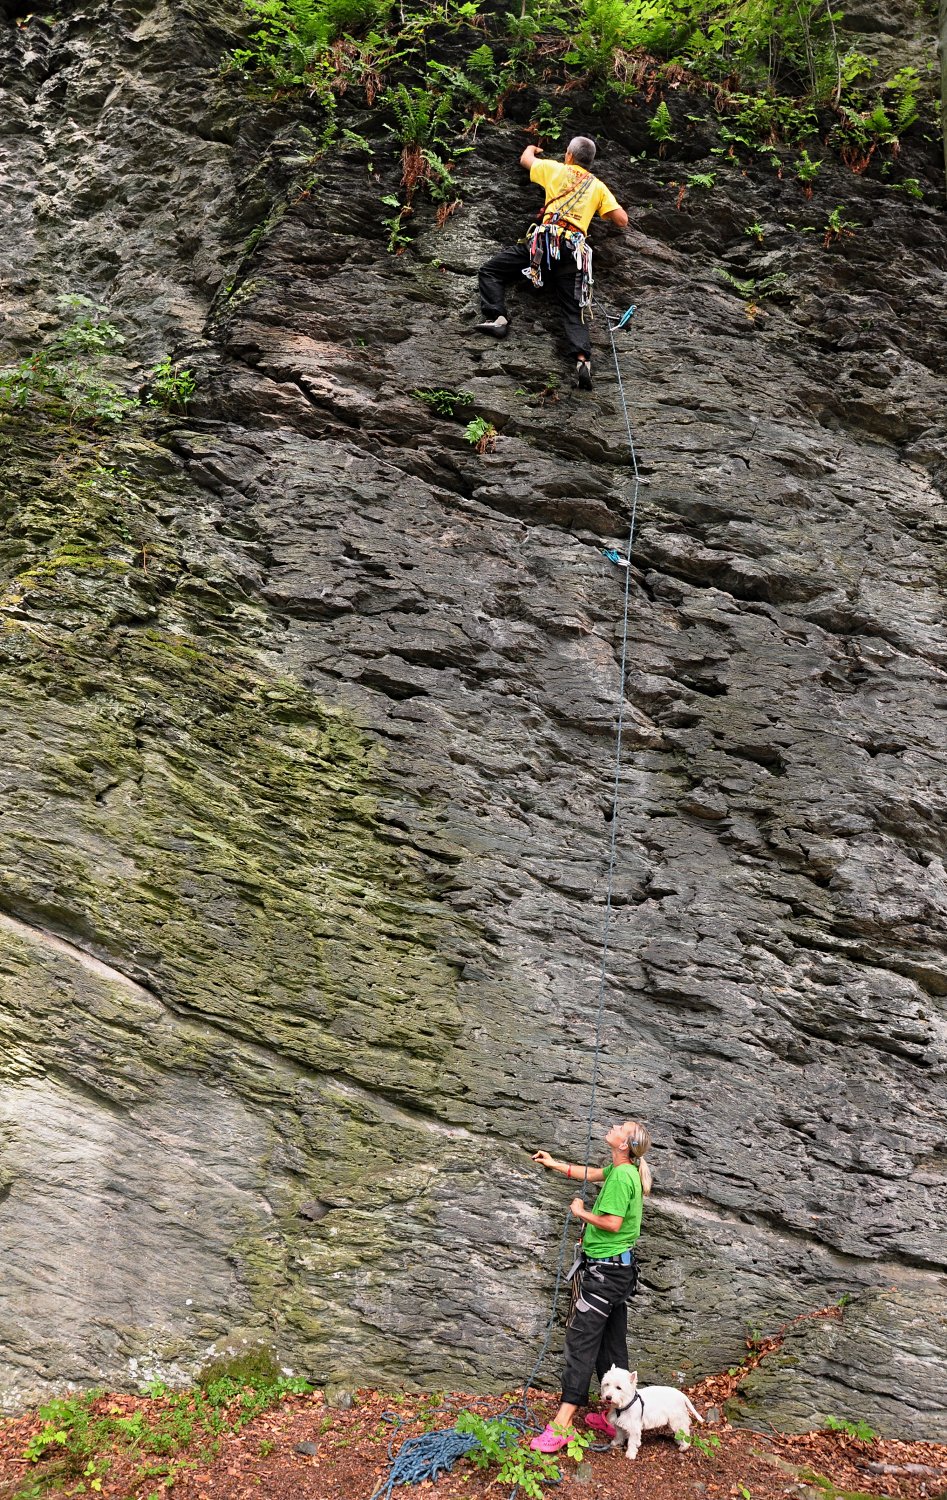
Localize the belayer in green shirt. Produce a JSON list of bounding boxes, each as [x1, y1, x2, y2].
[[529, 1120, 653, 1453]]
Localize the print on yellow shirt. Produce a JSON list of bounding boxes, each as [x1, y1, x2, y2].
[[529, 158, 621, 235]]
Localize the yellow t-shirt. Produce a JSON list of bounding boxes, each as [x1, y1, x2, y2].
[[529, 158, 621, 235]]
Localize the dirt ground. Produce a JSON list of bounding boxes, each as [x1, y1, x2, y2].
[[2, 1381, 946, 1500]]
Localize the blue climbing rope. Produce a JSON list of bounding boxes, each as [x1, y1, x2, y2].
[[580, 296, 643, 1183], [518, 295, 644, 1397], [371, 298, 644, 1500], [369, 1427, 480, 1500]]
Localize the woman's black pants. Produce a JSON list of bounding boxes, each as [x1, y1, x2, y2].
[[560, 1256, 637, 1406], [478, 243, 591, 360]]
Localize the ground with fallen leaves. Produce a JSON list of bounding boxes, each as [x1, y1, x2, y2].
[[2, 1379, 946, 1500]]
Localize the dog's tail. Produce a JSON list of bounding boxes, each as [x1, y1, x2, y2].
[[683, 1397, 704, 1423]]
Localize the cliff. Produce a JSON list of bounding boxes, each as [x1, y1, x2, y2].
[[0, 0, 946, 1440]]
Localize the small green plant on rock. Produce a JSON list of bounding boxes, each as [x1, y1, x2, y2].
[[648, 100, 675, 154], [0, 294, 134, 427], [413, 387, 474, 416], [463, 415, 497, 453], [794, 148, 821, 196], [745, 220, 765, 242], [822, 205, 858, 246], [381, 193, 413, 252], [823, 1414, 877, 1441], [145, 357, 196, 413], [890, 176, 923, 199]]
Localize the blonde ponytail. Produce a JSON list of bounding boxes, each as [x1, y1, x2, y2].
[[622, 1120, 653, 1196]]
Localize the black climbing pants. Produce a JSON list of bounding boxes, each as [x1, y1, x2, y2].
[[560, 1255, 637, 1406], [478, 243, 591, 361]]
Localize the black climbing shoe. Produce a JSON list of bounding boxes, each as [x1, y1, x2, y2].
[[476, 316, 509, 338], [576, 358, 592, 390]]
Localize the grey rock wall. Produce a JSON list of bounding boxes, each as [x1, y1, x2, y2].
[[0, 0, 946, 1439]]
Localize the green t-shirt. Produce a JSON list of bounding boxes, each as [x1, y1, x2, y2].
[[581, 1162, 642, 1259]]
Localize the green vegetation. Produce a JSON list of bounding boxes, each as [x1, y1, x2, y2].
[[717, 267, 789, 301], [648, 100, 676, 152], [794, 147, 822, 193], [0, 300, 198, 431], [463, 415, 497, 452], [678, 1428, 721, 1459], [145, 357, 196, 413], [822, 204, 858, 244], [412, 387, 474, 416], [18, 1374, 312, 1496], [455, 1411, 590, 1500], [823, 1414, 878, 1441], [226, 0, 936, 210], [800, 1473, 888, 1500], [0, 295, 134, 428]]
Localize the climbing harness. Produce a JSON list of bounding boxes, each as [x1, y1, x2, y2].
[[521, 167, 600, 312], [522, 223, 594, 314], [371, 298, 643, 1500]]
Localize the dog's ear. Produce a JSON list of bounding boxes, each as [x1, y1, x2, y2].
[[629, 1369, 638, 1384]]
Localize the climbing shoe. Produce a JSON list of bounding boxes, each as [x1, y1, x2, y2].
[[576, 358, 593, 390], [476, 315, 509, 338]]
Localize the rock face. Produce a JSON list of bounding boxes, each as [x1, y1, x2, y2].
[[1, 0, 946, 1440]]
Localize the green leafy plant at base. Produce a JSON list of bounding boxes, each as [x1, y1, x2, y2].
[[678, 1428, 721, 1459], [413, 387, 474, 416], [21, 1372, 313, 1494], [455, 1412, 590, 1500], [0, 295, 134, 428], [145, 357, 196, 413], [823, 1414, 878, 1441], [463, 415, 497, 452]]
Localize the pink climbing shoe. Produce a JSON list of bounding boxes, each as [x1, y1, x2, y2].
[[585, 1411, 617, 1438], [529, 1424, 573, 1454]]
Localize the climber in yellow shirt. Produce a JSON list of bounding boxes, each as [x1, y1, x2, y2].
[[476, 136, 628, 390]]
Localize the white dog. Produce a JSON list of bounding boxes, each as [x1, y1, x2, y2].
[[598, 1365, 704, 1461]]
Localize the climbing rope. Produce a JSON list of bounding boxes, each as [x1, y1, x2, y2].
[[520, 299, 644, 1403], [372, 299, 643, 1499], [581, 298, 642, 1180], [369, 1425, 480, 1500]]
